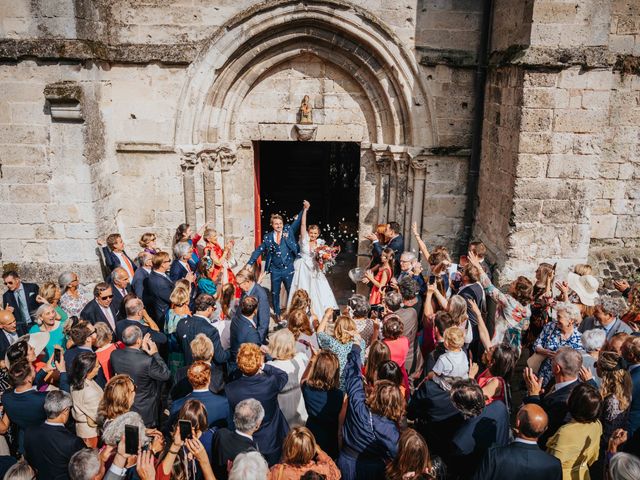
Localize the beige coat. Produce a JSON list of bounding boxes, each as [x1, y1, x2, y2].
[[71, 379, 103, 438]]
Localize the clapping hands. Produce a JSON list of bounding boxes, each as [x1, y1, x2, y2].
[[523, 367, 543, 396], [141, 333, 158, 356]]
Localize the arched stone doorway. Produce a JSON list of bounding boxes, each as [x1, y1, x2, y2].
[[173, 0, 436, 271]]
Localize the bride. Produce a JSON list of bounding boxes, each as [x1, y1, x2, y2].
[[287, 201, 338, 317]]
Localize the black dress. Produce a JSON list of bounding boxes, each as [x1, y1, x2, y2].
[[302, 383, 345, 459]]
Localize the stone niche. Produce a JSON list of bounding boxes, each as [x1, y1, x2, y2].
[[44, 81, 83, 122]]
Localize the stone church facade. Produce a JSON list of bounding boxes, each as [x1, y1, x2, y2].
[[0, 0, 639, 285]]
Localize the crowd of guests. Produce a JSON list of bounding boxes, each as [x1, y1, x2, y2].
[[0, 221, 639, 480]]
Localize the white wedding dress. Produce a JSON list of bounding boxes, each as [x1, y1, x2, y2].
[[288, 232, 338, 316]]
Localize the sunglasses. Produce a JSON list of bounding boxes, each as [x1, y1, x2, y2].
[[100, 295, 114, 300]]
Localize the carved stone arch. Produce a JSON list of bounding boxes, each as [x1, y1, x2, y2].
[[174, 0, 436, 148]]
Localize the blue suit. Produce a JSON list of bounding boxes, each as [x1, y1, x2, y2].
[[248, 211, 302, 315], [169, 260, 191, 283], [169, 390, 231, 429], [372, 234, 404, 276], [230, 315, 262, 366], [176, 315, 230, 367], [237, 283, 271, 345], [628, 364, 640, 435], [143, 270, 174, 330], [101, 246, 137, 276], [116, 318, 167, 346], [132, 267, 150, 298]]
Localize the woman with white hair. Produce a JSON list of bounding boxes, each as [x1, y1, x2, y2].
[[533, 302, 583, 387], [29, 304, 66, 362], [266, 329, 309, 427], [229, 451, 269, 480], [581, 328, 606, 386], [58, 271, 91, 318], [170, 241, 196, 282], [609, 452, 640, 480]]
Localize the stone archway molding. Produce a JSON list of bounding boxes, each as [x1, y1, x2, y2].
[[174, 0, 436, 148]]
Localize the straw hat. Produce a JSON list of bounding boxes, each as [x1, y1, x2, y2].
[[567, 272, 599, 306], [4, 332, 50, 368]]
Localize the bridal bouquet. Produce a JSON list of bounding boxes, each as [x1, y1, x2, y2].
[[315, 244, 340, 273]]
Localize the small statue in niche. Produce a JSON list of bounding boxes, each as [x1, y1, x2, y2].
[[299, 95, 312, 124]]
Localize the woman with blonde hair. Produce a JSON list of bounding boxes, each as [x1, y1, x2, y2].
[[447, 295, 473, 345], [29, 303, 66, 362], [94, 321, 117, 381], [287, 308, 319, 358], [317, 309, 365, 390], [36, 281, 68, 324], [97, 374, 136, 427], [269, 426, 340, 480], [165, 285, 191, 374], [266, 329, 309, 426], [139, 232, 159, 254]]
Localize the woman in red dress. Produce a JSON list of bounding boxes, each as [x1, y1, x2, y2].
[[364, 247, 394, 306], [202, 228, 240, 298]]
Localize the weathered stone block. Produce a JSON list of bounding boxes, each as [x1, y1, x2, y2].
[[516, 154, 548, 178], [521, 108, 552, 132], [616, 216, 640, 238], [554, 109, 608, 133], [591, 215, 618, 239], [547, 154, 599, 179]]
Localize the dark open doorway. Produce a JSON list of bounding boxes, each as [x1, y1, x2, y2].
[[255, 141, 360, 305]]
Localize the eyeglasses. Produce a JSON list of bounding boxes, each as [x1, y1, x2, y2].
[[163, 260, 171, 264], [88, 329, 97, 336], [99, 295, 114, 300]]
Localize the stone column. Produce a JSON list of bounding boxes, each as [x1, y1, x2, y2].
[[219, 145, 238, 239], [373, 145, 392, 224], [409, 155, 428, 253], [198, 151, 218, 223], [180, 151, 197, 226]]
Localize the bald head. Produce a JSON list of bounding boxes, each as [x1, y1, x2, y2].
[[516, 404, 548, 440], [0, 310, 17, 333]]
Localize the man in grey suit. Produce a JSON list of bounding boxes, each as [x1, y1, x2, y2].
[[579, 297, 632, 340], [110, 325, 171, 427]]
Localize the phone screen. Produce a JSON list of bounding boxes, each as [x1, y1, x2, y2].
[[124, 424, 139, 455], [332, 309, 340, 321], [54, 349, 61, 364], [179, 420, 193, 441]]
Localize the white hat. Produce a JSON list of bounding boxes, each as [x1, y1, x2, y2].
[[567, 272, 599, 306], [4, 332, 50, 368]]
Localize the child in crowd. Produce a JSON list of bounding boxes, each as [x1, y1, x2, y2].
[[430, 326, 468, 379]]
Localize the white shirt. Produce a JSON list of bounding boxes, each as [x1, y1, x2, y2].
[[552, 378, 577, 393], [113, 252, 134, 281], [235, 430, 253, 441], [514, 438, 539, 445], [99, 304, 116, 330], [3, 330, 18, 345]]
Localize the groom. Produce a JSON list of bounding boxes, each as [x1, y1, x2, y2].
[[248, 200, 309, 317]]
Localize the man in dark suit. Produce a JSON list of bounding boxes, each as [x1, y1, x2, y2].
[[247, 200, 306, 316], [169, 361, 231, 428], [0, 309, 27, 364], [457, 263, 486, 360], [169, 242, 197, 283], [132, 252, 153, 298], [365, 221, 404, 276], [176, 293, 230, 366], [143, 252, 175, 330], [407, 375, 463, 462], [64, 320, 106, 389], [108, 267, 133, 314], [2, 271, 39, 327], [523, 346, 585, 447], [623, 336, 640, 435], [116, 297, 166, 346], [235, 269, 271, 344], [110, 325, 171, 427], [473, 403, 562, 480], [99, 233, 137, 280], [24, 390, 85, 480], [230, 296, 261, 363], [80, 282, 121, 334], [212, 398, 263, 480], [449, 379, 511, 478]]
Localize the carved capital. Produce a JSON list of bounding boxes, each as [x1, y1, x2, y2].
[[410, 155, 428, 170], [196, 144, 237, 171], [180, 151, 198, 170]]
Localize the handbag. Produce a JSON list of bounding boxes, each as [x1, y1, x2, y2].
[[526, 352, 546, 374]]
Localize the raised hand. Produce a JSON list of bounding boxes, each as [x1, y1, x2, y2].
[[523, 367, 543, 396], [614, 279, 630, 293], [136, 448, 156, 480], [412, 222, 419, 237], [303, 200, 311, 210]]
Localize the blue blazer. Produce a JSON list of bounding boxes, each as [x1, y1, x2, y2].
[[230, 315, 262, 362], [372, 234, 405, 275], [628, 365, 640, 435], [248, 211, 303, 273], [2, 283, 39, 324], [225, 364, 289, 459], [143, 271, 174, 328], [169, 260, 191, 282], [116, 318, 167, 346], [169, 390, 231, 429], [472, 441, 562, 480], [132, 267, 150, 298], [24, 422, 85, 480], [175, 315, 230, 366], [101, 246, 137, 275], [237, 283, 271, 345], [0, 324, 28, 362]]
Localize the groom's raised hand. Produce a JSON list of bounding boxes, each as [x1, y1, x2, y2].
[[303, 200, 310, 210]]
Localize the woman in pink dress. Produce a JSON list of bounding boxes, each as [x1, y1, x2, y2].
[[381, 315, 410, 396], [364, 247, 394, 305]]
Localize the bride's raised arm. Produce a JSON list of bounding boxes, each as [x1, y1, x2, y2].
[[300, 201, 309, 241]]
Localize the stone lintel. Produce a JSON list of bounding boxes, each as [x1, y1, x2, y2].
[[417, 46, 477, 68], [115, 142, 175, 153]]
